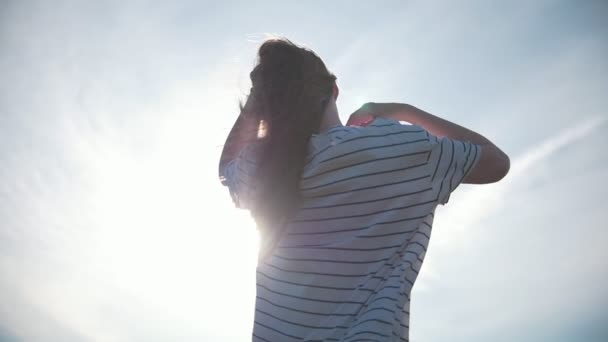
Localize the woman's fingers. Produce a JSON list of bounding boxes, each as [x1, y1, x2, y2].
[[347, 105, 376, 126], [347, 113, 375, 126]]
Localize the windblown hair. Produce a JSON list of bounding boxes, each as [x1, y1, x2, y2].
[[240, 38, 336, 250]]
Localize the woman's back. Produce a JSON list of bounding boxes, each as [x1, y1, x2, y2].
[[220, 37, 508, 342], [226, 117, 481, 341]]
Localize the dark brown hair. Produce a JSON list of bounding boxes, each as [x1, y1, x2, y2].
[[240, 38, 336, 252]]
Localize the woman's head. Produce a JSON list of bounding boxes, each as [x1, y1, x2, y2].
[[240, 37, 336, 251], [246, 38, 337, 128]]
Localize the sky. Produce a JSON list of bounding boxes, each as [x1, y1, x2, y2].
[[0, 0, 607, 341]]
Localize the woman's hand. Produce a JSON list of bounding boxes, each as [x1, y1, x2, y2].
[[346, 103, 377, 127]]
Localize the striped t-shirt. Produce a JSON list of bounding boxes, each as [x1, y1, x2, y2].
[[222, 117, 481, 342]]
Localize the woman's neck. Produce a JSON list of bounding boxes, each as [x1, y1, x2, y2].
[[319, 102, 342, 132]]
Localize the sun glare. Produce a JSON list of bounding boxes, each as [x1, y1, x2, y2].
[[78, 119, 259, 337]]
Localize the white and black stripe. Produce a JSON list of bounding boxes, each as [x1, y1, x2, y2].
[[223, 117, 481, 341]]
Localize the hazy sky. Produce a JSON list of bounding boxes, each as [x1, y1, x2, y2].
[[1, 1, 607, 341]]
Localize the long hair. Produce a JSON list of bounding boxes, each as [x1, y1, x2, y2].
[[240, 38, 336, 255]]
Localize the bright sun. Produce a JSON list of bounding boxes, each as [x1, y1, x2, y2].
[[79, 126, 259, 338]]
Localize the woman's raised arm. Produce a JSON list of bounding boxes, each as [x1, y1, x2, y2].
[[349, 102, 510, 184]]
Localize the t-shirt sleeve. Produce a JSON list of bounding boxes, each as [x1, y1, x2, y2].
[[426, 132, 482, 205], [221, 143, 259, 209]]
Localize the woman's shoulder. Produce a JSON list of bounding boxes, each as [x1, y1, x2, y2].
[[304, 118, 430, 172], [300, 118, 432, 199], [356, 117, 426, 134], [322, 118, 426, 140]]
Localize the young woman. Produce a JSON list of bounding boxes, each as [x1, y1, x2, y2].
[[219, 38, 509, 342]]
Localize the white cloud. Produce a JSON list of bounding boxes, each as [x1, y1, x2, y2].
[[429, 114, 607, 248]]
